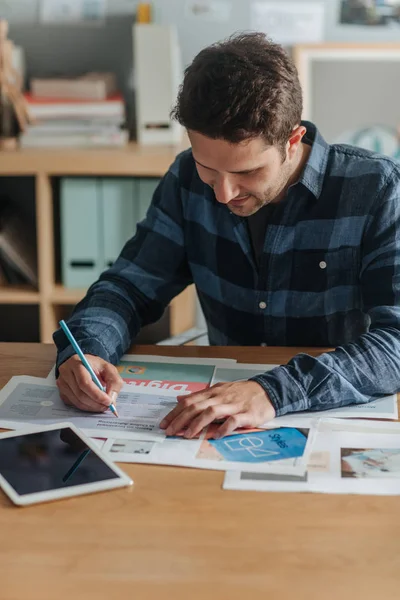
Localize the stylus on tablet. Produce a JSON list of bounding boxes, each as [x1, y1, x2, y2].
[[59, 320, 119, 418], [62, 448, 92, 483]]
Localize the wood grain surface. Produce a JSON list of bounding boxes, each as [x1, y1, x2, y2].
[[0, 343, 399, 600]]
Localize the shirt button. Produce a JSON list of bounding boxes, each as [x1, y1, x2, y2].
[[319, 261, 327, 269], [260, 343, 267, 347], [259, 301, 267, 309]]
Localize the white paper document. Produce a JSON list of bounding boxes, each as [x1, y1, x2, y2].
[[103, 423, 316, 475], [311, 419, 400, 496], [0, 376, 177, 441], [251, 1, 325, 45], [224, 419, 400, 495], [270, 394, 398, 427], [211, 363, 276, 384]]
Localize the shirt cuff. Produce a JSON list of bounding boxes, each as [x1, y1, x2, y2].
[[250, 366, 309, 417], [54, 335, 111, 378]]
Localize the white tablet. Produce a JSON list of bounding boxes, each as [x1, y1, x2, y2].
[[0, 422, 133, 506]]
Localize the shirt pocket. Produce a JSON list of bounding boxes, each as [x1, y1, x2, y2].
[[325, 247, 360, 289], [291, 247, 360, 293]]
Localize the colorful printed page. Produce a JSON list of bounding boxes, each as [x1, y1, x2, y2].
[[224, 419, 400, 495], [199, 428, 308, 464], [102, 425, 316, 475], [117, 360, 215, 394], [45, 354, 236, 385]]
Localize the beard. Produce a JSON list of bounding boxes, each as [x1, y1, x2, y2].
[[228, 195, 267, 217], [227, 158, 292, 217], [230, 178, 290, 217]]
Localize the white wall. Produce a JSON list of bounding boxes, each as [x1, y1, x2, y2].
[[5, 0, 400, 82]]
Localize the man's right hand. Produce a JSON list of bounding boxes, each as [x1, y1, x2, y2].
[[57, 354, 123, 413]]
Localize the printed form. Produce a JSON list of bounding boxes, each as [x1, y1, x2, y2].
[[0, 376, 176, 441]]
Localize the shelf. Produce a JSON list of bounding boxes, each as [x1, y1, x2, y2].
[[0, 286, 40, 304], [50, 285, 87, 304], [0, 142, 189, 177], [49, 284, 196, 335], [0, 142, 196, 342]]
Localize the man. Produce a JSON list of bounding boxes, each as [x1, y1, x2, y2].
[[54, 32, 400, 439]]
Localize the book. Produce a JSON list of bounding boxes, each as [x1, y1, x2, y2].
[[0, 204, 38, 287], [24, 93, 125, 119], [24, 119, 123, 135], [20, 130, 129, 148], [31, 73, 117, 101]]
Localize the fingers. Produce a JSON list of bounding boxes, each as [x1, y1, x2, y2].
[[57, 377, 109, 413], [214, 413, 253, 438], [184, 403, 236, 439], [176, 385, 220, 402], [100, 361, 123, 407], [58, 380, 74, 406], [160, 383, 243, 437], [160, 380, 275, 439], [160, 389, 213, 430], [71, 366, 111, 410], [162, 396, 218, 437], [58, 360, 111, 413]]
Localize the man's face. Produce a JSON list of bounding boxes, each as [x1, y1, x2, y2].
[[188, 130, 294, 217]]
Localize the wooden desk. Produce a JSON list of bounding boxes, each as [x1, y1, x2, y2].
[[1, 343, 400, 600]]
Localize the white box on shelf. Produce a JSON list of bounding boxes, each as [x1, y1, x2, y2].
[[133, 23, 183, 145]]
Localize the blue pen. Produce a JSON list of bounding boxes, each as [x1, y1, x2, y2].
[[59, 320, 119, 418]]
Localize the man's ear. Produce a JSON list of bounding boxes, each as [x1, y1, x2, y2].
[[287, 125, 307, 158]]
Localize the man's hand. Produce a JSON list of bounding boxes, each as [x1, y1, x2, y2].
[[57, 354, 123, 413], [160, 380, 276, 439]]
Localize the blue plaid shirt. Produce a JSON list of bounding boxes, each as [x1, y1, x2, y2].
[[54, 122, 400, 416]]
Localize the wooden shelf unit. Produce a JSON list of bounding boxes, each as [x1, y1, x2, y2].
[[0, 286, 40, 304], [0, 143, 195, 343]]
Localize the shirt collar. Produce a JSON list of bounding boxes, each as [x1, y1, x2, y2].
[[297, 120, 330, 201]]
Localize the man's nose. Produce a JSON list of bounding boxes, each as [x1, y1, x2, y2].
[[213, 175, 239, 205]]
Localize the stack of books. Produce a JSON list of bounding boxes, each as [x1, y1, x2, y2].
[[20, 73, 128, 148]]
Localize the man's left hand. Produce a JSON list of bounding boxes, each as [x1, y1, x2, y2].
[[159, 380, 276, 439]]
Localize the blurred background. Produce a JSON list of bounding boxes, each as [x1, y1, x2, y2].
[[0, 0, 399, 345]]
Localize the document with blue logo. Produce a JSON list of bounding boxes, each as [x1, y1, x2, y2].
[[103, 424, 316, 475]]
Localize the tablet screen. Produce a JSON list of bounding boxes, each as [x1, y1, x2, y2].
[[0, 427, 120, 496]]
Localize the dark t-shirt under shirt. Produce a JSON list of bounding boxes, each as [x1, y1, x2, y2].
[[247, 204, 275, 268], [246, 136, 313, 268]]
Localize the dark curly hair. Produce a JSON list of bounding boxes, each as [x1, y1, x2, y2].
[[171, 32, 303, 149]]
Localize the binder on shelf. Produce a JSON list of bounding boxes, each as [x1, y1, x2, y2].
[[101, 179, 136, 268], [61, 178, 102, 288], [60, 177, 160, 288]]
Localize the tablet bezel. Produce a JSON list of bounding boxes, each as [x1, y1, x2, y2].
[[0, 422, 133, 506]]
